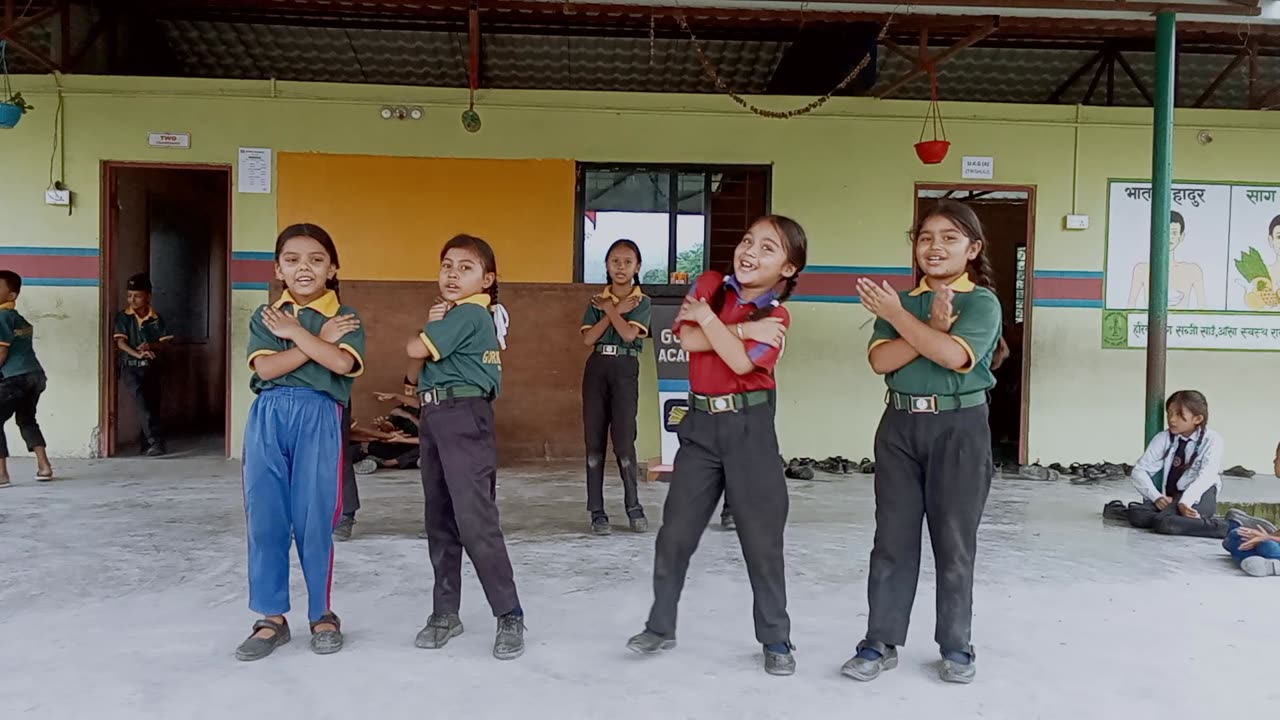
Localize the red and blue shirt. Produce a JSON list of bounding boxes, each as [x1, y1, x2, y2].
[[674, 271, 789, 395]]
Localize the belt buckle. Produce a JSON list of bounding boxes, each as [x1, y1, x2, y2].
[[909, 395, 939, 414], [422, 389, 439, 405], [601, 345, 618, 357], [708, 394, 737, 414]]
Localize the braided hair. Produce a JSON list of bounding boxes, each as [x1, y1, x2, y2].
[[276, 223, 341, 296], [441, 233, 508, 348], [912, 200, 1010, 370], [709, 214, 808, 320]]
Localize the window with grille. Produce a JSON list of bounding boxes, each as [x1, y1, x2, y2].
[[574, 164, 771, 289]]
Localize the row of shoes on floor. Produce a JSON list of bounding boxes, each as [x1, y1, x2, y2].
[[782, 456, 876, 480], [1004, 461, 1257, 484]]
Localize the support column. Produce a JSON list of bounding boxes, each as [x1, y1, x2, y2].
[[1146, 11, 1176, 445]]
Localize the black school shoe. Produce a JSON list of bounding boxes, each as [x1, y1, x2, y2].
[[310, 612, 344, 655], [415, 613, 464, 649], [1102, 500, 1130, 522], [235, 617, 291, 661], [494, 612, 525, 660], [626, 629, 676, 655], [763, 643, 796, 676], [720, 512, 736, 531], [333, 515, 355, 542], [629, 515, 649, 533], [591, 515, 611, 535]]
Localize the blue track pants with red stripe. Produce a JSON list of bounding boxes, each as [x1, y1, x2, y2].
[[243, 386, 344, 623]]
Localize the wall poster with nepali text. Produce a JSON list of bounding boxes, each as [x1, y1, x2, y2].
[[1102, 179, 1280, 352]]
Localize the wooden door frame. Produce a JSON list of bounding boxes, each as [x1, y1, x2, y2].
[[99, 161, 235, 459], [913, 183, 1037, 464]]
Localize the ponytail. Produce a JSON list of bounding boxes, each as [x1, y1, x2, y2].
[[490, 278, 509, 350]]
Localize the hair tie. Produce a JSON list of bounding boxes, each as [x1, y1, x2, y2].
[[492, 303, 510, 350]]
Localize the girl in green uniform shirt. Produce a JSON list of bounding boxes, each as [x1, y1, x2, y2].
[[846, 199, 1008, 685]]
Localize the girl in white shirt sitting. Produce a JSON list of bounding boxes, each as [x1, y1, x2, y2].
[[1103, 390, 1228, 539]]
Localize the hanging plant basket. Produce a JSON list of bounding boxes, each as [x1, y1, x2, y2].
[[1, 42, 33, 129], [914, 69, 949, 165]]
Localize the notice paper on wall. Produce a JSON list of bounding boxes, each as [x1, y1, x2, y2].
[[237, 147, 273, 194]]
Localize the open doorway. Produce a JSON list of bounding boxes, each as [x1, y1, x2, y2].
[[915, 184, 1036, 466], [100, 163, 231, 458]]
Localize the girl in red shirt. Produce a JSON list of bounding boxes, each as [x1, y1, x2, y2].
[[626, 215, 807, 677]]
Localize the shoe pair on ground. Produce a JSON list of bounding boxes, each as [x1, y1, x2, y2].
[[591, 514, 648, 535], [840, 642, 976, 684], [415, 611, 526, 660], [236, 611, 527, 661], [625, 631, 974, 683], [235, 613, 343, 661], [625, 629, 796, 676]]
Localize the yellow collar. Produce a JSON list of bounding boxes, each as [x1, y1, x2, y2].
[[0, 302, 14, 311], [596, 285, 643, 302], [908, 273, 976, 297], [455, 293, 491, 308], [125, 307, 157, 322], [274, 289, 340, 318]]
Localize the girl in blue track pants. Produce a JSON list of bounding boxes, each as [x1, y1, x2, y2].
[[236, 224, 365, 662]]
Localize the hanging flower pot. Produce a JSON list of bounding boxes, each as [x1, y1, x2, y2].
[[914, 68, 949, 165], [0, 93, 32, 129], [1, 41, 33, 129]]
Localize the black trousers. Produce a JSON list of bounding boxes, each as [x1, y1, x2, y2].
[[419, 398, 520, 617], [341, 404, 360, 517], [646, 403, 790, 645], [866, 404, 993, 653], [1126, 486, 1228, 538], [582, 353, 643, 519], [120, 364, 162, 448], [0, 371, 47, 458]]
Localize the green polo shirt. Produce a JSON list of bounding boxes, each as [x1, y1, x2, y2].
[[417, 294, 502, 398], [579, 286, 651, 353], [248, 290, 365, 405], [113, 307, 173, 365], [868, 274, 1002, 397], [0, 303, 42, 378]]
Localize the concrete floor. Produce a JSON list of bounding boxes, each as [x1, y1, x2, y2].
[[2, 458, 1279, 720]]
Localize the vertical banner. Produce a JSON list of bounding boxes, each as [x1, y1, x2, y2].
[[650, 301, 689, 472]]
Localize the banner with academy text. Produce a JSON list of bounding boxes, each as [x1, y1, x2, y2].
[[650, 301, 689, 472]]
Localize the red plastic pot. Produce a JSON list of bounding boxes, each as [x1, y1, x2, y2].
[[914, 139, 950, 165]]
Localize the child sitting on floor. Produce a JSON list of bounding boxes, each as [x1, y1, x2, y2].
[[1102, 390, 1228, 539], [1221, 443, 1280, 577]]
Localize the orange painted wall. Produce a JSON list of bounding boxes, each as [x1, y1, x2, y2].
[[276, 153, 576, 282]]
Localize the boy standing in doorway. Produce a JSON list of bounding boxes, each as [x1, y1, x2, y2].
[[0, 271, 54, 486], [113, 273, 172, 456]]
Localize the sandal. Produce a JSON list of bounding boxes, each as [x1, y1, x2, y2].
[[35, 471, 54, 482], [235, 617, 290, 662], [310, 611, 344, 655]]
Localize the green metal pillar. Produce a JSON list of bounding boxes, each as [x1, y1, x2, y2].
[[1146, 11, 1176, 445]]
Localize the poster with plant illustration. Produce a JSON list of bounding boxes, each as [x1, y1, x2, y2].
[[1227, 186, 1280, 312]]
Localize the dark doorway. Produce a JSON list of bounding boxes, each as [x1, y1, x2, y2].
[[915, 185, 1036, 466], [101, 163, 231, 458]]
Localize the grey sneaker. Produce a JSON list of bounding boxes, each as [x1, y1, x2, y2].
[[235, 617, 290, 661], [1241, 556, 1280, 577], [939, 650, 976, 684], [763, 644, 796, 676], [630, 516, 649, 533], [353, 458, 378, 475], [415, 613, 464, 649], [494, 613, 525, 660], [841, 642, 898, 681], [1227, 508, 1279, 534], [591, 516, 611, 535], [333, 515, 354, 542], [626, 629, 676, 655], [309, 612, 344, 655]]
